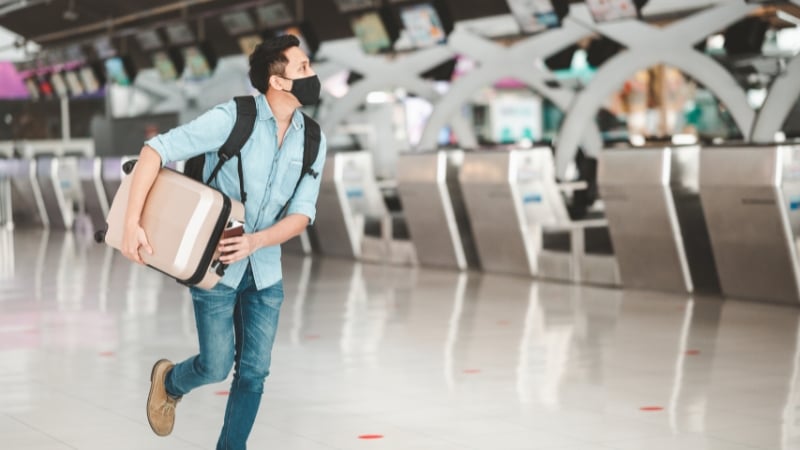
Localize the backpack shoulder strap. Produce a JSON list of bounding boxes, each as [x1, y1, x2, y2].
[[205, 96, 257, 202], [274, 113, 322, 221], [300, 112, 321, 179], [218, 96, 257, 160]]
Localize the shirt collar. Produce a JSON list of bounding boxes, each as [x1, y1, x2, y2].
[[257, 94, 304, 130]]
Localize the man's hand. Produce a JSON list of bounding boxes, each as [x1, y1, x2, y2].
[[122, 224, 153, 265], [218, 234, 260, 264]]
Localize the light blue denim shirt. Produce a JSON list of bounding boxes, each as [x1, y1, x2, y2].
[[144, 95, 327, 290]]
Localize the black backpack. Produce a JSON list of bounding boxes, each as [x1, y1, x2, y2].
[[184, 96, 321, 221]]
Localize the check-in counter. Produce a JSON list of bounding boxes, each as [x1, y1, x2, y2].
[[598, 146, 720, 294], [78, 157, 109, 232], [36, 156, 82, 230], [396, 150, 479, 271], [282, 230, 316, 255], [17, 139, 94, 159], [0, 159, 48, 228], [314, 151, 392, 260], [460, 148, 619, 285], [101, 156, 137, 203], [700, 144, 800, 304]]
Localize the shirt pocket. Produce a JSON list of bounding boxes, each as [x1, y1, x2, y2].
[[277, 159, 304, 202]]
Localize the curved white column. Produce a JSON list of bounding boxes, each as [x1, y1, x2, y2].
[[751, 54, 800, 142], [418, 21, 601, 153], [553, 2, 756, 177], [317, 39, 476, 147]]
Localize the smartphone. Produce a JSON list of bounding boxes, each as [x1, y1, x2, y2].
[[222, 220, 244, 240]]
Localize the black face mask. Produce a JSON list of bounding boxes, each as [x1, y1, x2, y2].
[[280, 74, 321, 106]]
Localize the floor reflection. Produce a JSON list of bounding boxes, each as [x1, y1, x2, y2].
[[4, 231, 800, 449]]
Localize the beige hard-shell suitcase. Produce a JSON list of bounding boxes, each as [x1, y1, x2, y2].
[[101, 160, 245, 290]]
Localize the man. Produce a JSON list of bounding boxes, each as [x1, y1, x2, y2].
[[120, 35, 326, 450]]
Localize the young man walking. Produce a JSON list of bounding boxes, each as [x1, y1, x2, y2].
[[120, 35, 326, 449]]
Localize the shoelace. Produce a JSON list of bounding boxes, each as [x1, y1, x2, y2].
[[160, 401, 176, 416]]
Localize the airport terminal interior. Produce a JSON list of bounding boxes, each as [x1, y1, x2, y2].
[[2, 0, 800, 448]]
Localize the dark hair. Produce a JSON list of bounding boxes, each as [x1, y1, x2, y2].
[[248, 34, 300, 94]]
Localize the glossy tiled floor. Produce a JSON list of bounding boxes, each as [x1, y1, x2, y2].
[[1, 229, 799, 449]]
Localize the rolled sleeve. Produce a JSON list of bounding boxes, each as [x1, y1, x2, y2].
[[286, 133, 327, 225], [144, 100, 236, 166]]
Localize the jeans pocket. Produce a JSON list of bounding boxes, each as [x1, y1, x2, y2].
[[190, 282, 236, 301]]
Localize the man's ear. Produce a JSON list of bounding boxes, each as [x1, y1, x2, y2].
[[268, 75, 283, 91]]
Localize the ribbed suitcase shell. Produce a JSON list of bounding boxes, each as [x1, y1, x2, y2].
[[104, 165, 245, 289]]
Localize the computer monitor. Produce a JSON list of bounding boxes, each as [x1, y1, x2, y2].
[[507, 0, 561, 34], [24, 77, 40, 100], [37, 76, 54, 99], [182, 45, 214, 79], [136, 30, 164, 51], [255, 2, 294, 28], [79, 65, 103, 93], [64, 70, 85, 96], [350, 11, 394, 54], [151, 50, 183, 81], [334, 0, 379, 13], [93, 36, 116, 59], [238, 35, 263, 56], [221, 10, 256, 35], [585, 0, 639, 22], [104, 56, 135, 86], [49, 72, 69, 97], [399, 3, 447, 48], [64, 44, 86, 63], [165, 23, 195, 46]]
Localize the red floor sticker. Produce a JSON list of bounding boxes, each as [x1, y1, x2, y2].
[[98, 351, 115, 357], [305, 334, 321, 340], [686, 350, 701, 355], [215, 391, 230, 396], [640, 406, 664, 411], [358, 435, 384, 440], [497, 320, 510, 326], [463, 369, 481, 374]]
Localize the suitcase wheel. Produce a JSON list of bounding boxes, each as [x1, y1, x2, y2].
[[94, 229, 107, 244], [122, 159, 138, 175]]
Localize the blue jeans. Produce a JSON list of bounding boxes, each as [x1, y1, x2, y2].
[[165, 264, 284, 450]]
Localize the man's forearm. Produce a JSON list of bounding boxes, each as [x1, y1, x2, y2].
[[125, 145, 162, 227], [254, 214, 310, 249]]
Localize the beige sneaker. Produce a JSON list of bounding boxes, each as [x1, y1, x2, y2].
[[146, 359, 180, 436]]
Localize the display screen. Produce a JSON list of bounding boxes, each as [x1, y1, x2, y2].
[[221, 11, 256, 35], [50, 72, 69, 97], [585, 0, 638, 22], [79, 66, 101, 93], [334, 0, 377, 13], [238, 35, 263, 56], [255, 3, 294, 28], [507, 0, 560, 33], [152, 51, 180, 81], [182, 46, 212, 79], [350, 11, 392, 54], [136, 30, 164, 51], [64, 44, 86, 63], [24, 78, 40, 100], [64, 70, 84, 96], [165, 23, 195, 46], [37, 77, 54, 98], [105, 57, 132, 85], [93, 37, 116, 59], [400, 3, 447, 48]]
